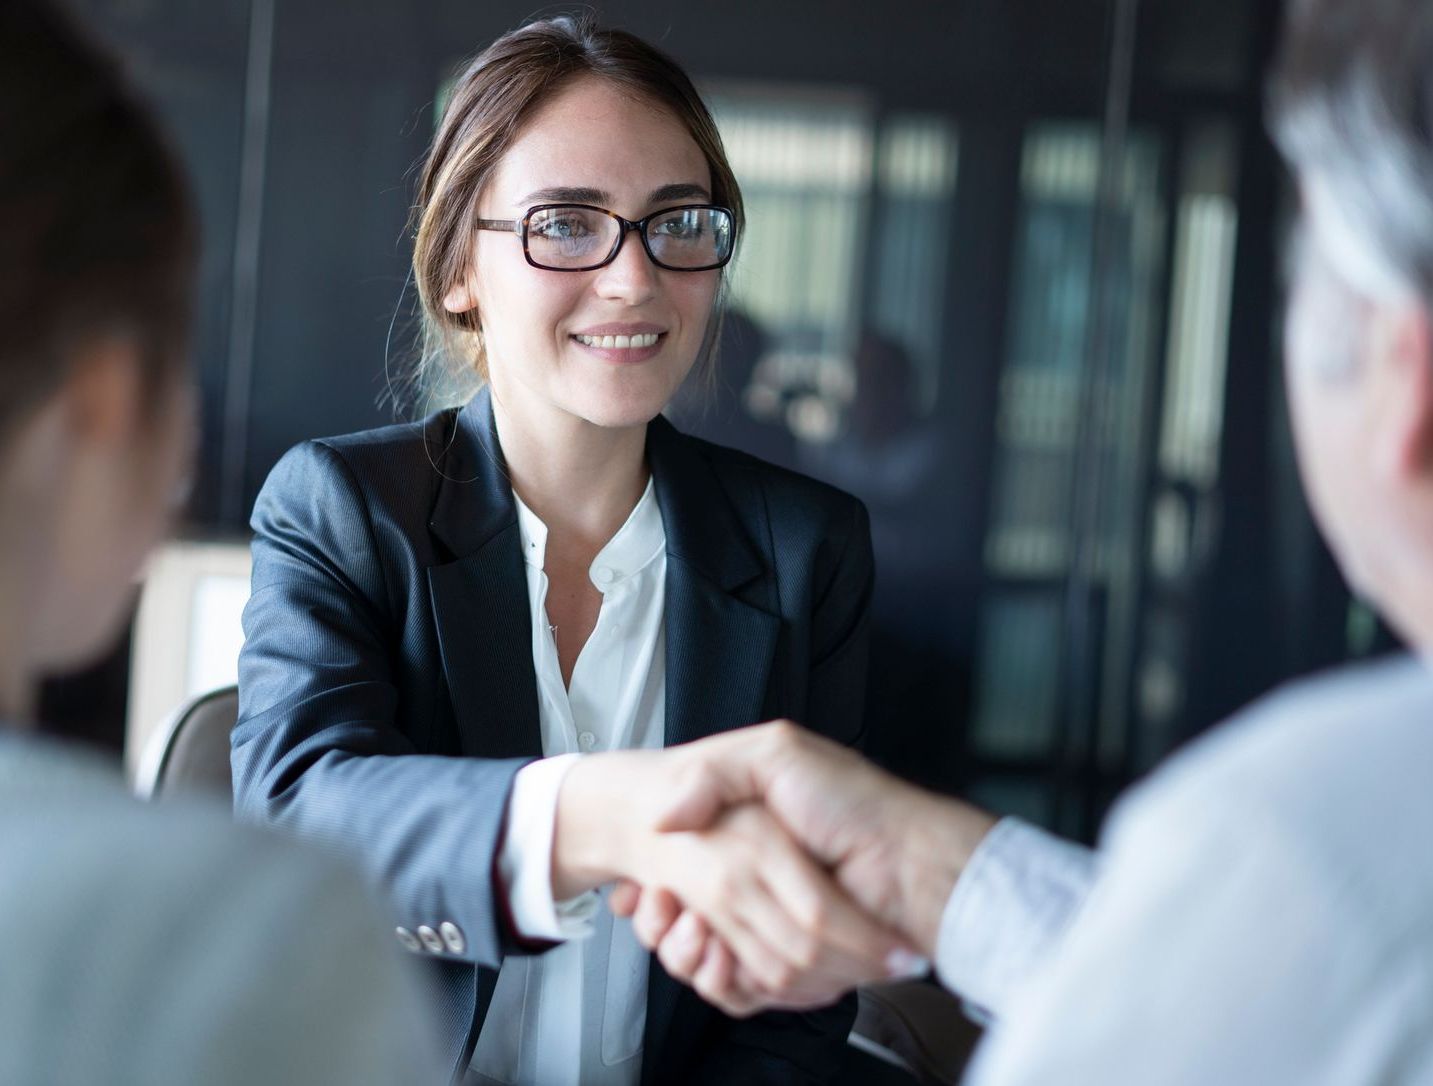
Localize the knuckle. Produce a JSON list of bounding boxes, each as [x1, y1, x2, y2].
[[768, 961, 797, 992], [633, 915, 662, 949], [709, 869, 741, 901], [660, 942, 695, 979], [790, 935, 820, 972], [801, 896, 829, 933], [767, 720, 800, 748]]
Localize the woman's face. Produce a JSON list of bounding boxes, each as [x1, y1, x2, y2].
[[451, 76, 721, 432]]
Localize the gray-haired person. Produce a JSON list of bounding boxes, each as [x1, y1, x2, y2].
[[614, 0, 1433, 1081]]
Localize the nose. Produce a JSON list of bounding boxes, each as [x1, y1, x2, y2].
[[592, 224, 659, 305]]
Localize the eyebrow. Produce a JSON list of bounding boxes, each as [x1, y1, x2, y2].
[[515, 182, 712, 208]]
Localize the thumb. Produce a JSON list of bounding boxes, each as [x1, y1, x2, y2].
[[653, 760, 728, 831], [655, 729, 773, 831]]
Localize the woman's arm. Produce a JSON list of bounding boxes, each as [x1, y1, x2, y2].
[[233, 440, 534, 970]]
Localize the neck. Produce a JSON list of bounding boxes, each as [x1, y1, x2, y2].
[[1368, 509, 1433, 657], [0, 574, 34, 727], [490, 386, 650, 548]]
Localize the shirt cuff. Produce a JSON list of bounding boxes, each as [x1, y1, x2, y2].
[[934, 816, 1098, 1019], [498, 754, 601, 942]]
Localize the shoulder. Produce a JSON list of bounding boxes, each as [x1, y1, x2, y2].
[[673, 427, 870, 539], [0, 746, 371, 929], [0, 743, 428, 1079], [251, 409, 463, 570], [263, 409, 456, 501], [1106, 655, 1433, 922], [1119, 654, 1433, 815]]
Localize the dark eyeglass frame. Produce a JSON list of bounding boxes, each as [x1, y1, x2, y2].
[[475, 203, 736, 273]]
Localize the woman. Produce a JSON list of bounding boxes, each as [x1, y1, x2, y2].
[[0, 2, 433, 1082], [233, 16, 907, 1084]]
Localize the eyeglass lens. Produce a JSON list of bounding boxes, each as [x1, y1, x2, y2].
[[525, 206, 732, 270]]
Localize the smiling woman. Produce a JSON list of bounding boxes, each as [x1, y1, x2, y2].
[[231, 15, 906, 1086]]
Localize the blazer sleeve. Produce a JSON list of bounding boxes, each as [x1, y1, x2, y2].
[[697, 494, 874, 1082], [232, 439, 531, 970]]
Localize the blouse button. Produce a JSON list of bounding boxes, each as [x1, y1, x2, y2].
[[578, 731, 598, 751], [593, 566, 616, 585]]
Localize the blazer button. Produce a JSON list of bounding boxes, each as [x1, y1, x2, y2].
[[417, 925, 444, 953], [395, 927, 422, 953], [440, 921, 467, 955]]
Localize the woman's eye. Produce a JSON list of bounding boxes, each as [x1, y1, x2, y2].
[[535, 217, 589, 239], [656, 217, 702, 239]]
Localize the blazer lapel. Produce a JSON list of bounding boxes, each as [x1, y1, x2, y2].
[[642, 416, 782, 1078], [425, 387, 543, 762]]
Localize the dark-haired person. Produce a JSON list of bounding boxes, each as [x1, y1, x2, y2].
[[622, 0, 1433, 1082], [231, 15, 915, 1086], [0, 2, 436, 1083]]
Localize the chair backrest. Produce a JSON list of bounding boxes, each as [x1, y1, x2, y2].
[[849, 979, 983, 1085], [133, 686, 238, 801], [125, 540, 251, 782]]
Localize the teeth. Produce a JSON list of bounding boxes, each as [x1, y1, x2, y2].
[[575, 333, 660, 348]]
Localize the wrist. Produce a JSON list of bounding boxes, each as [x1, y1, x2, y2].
[[551, 751, 660, 898], [893, 793, 997, 956], [551, 754, 620, 898]]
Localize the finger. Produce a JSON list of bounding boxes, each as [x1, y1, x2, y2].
[[703, 903, 800, 995], [756, 843, 908, 988], [653, 760, 727, 833], [656, 910, 709, 982], [733, 960, 839, 1012], [648, 836, 796, 993], [632, 887, 682, 950], [608, 879, 641, 917], [704, 826, 885, 997], [694, 939, 763, 1019]]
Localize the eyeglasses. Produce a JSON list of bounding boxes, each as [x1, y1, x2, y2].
[[475, 203, 735, 272]]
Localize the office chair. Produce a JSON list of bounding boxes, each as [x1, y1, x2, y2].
[[133, 685, 237, 801], [850, 979, 983, 1084]]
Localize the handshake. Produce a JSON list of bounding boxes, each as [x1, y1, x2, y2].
[[552, 723, 997, 1017]]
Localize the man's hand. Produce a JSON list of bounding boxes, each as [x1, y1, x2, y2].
[[610, 722, 998, 1011], [550, 748, 915, 1015]]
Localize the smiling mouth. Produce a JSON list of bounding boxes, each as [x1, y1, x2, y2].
[[573, 332, 662, 349]]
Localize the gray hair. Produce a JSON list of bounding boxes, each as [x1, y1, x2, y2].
[[1268, 0, 1433, 302]]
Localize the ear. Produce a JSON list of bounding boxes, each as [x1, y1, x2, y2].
[[442, 278, 477, 315], [1369, 301, 1433, 481], [62, 336, 145, 447]]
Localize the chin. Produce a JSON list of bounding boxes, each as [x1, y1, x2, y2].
[[569, 382, 677, 430], [577, 401, 666, 430]]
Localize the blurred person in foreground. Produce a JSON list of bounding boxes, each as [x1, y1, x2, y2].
[[614, 0, 1433, 1080], [0, 3, 436, 1082]]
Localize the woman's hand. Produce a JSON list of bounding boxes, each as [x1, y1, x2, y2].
[[553, 751, 912, 1014], [625, 884, 852, 1018]]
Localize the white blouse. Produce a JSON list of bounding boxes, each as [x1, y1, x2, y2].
[[470, 478, 666, 1086]]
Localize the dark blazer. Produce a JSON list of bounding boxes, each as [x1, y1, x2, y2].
[[233, 386, 874, 1084]]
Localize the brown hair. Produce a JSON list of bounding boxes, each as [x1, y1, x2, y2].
[[0, 0, 196, 449], [408, 14, 744, 406]]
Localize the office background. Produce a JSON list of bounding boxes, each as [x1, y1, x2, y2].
[[47, 0, 1392, 843]]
